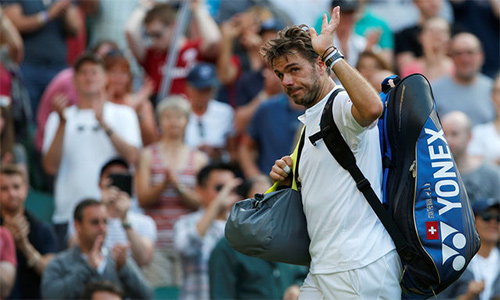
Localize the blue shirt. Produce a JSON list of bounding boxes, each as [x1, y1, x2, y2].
[[247, 93, 304, 174]]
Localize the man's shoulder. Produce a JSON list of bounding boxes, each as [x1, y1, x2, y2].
[[208, 100, 234, 114]]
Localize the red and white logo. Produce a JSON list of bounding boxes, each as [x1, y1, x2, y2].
[[426, 221, 439, 240]]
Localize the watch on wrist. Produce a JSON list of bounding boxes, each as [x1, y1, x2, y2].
[[324, 49, 345, 69], [122, 219, 132, 230]]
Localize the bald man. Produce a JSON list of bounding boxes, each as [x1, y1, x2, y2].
[[433, 33, 494, 125], [441, 111, 500, 203]]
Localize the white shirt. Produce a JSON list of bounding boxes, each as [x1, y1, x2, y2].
[[469, 247, 500, 300], [43, 102, 142, 224], [468, 122, 500, 164], [298, 87, 395, 274], [185, 99, 235, 149]]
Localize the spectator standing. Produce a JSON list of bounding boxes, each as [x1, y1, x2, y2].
[[137, 95, 208, 288], [0, 165, 58, 299], [450, 0, 500, 78], [0, 0, 81, 115], [184, 63, 236, 162], [468, 73, 500, 166], [125, 0, 221, 100], [41, 199, 154, 300], [441, 111, 500, 204], [174, 163, 241, 300], [433, 33, 494, 126], [0, 227, 16, 299], [394, 0, 443, 71], [42, 53, 142, 249], [437, 198, 500, 300], [35, 40, 119, 153], [238, 93, 304, 178], [103, 53, 158, 146], [399, 17, 454, 82]]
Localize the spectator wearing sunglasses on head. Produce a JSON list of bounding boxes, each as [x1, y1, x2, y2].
[[438, 197, 500, 300]]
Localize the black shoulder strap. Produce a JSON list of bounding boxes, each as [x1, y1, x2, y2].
[[312, 88, 416, 262]]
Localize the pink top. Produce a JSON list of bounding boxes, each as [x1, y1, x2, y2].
[[35, 68, 78, 151]]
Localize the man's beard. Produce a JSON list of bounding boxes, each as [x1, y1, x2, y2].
[[287, 81, 322, 108]]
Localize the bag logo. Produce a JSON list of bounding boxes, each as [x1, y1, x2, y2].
[[440, 222, 466, 271], [426, 221, 439, 239]]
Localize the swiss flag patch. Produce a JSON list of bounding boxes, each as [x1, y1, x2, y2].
[[426, 221, 439, 240]]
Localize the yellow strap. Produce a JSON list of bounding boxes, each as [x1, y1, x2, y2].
[[265, 127, 305, 194]]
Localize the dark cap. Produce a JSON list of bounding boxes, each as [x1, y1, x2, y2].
[[259, 18, 284, 34], [331, 0, 359, 12], [472, 198, 500, 214], [187, 63, 219, 89]]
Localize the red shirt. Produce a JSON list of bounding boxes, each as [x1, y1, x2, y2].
[[142, 39, 202, 95], [0, 227, 16, 267]]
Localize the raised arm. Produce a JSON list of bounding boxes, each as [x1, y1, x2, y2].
[[190, 0, 221, 57], [310, 7, 382, 127], [125, 2, 153, 64]]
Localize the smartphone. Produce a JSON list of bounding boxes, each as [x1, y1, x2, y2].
[[108, 173, 132, 196]]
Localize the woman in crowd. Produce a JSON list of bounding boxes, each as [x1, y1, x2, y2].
[[399, 17, 453, 81], [135, 95, 208, 288], [103, 52, 158, 145]]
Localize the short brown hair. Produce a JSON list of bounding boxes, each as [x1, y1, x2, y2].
[[261, 25, 319, 67], [74, 199, 103, 222], [0, 164, 25, 182], [144, 3, 177, 26], [73, 52, 105, 73]]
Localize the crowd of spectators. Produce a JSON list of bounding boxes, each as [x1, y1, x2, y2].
[[0, 0, 499, 299]]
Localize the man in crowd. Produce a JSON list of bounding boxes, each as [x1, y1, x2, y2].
[[41, 199, 153, 299], [266, 6, 401, 298], [433, 33, 494, 126], [441, 111, 500, 203], [438, 198, 500, 300], [174, 162, 241, 299], [68, 158, 157, 267], [42, 53, 142, 248], [0, 165, 58, 299]]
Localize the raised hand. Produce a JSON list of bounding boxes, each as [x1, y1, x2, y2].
[[309, 6, 341, 57], [87, 234, 105, 270], [111, 244, 129, 271], [52, 93, 69, 122]]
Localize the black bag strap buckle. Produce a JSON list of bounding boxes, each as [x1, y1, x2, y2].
[[356, 178, 371, 192]]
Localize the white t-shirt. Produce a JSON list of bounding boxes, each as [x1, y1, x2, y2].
[[298, 87, 395, 274], [468, 122, 500, 164], [469, 247, 500, 300], [185, 99, 235, 149], [43, 102, 142, 224]]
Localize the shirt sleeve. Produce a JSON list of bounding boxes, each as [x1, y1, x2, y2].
[[0, 228, 17, 266], [173, 214, 203, 257], [42, 111, 61, 154], [332, 90, 371, 151], [114, 106, 143, 149], [133, 214, 157, 243]]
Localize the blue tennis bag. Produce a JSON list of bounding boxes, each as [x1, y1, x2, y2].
[[318, 74, 481, 299]]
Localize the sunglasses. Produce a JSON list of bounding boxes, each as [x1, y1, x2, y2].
[[214, 184, 224, 192], [478, 211, 500, 222], [146, 31, 163, 39]]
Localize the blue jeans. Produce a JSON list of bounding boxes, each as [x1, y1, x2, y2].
[[20, 63, 67, 120]]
